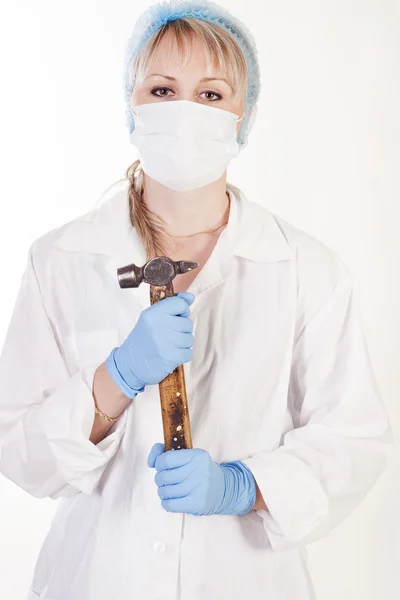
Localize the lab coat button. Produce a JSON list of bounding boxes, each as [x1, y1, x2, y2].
[[153, 541, 167, 553]]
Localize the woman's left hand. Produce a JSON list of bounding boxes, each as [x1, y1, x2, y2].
[[148, 443, 257, 516]]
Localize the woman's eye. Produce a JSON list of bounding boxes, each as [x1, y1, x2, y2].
[[151, 87, 173, 97], [200, 91, 221, 101]]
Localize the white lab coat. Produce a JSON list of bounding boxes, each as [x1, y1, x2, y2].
[[0, 182, 391, 600]]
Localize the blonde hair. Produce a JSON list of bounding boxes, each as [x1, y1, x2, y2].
[[124, 18, 248, 261]]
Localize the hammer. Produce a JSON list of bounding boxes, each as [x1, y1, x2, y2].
[[116, 256, 199, 451]]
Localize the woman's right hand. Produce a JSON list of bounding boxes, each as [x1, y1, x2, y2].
[[105, 292, 195, 399]]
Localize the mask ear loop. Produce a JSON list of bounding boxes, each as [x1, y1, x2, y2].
[[236, 110, 248, 149]]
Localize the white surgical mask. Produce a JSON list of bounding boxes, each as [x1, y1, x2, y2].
[[129, 100, 244, 191]]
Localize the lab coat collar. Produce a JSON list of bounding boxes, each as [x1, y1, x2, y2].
[[53, 181, 293, 268]]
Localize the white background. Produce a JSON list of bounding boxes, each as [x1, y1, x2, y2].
[[0, 1, 399, 598]]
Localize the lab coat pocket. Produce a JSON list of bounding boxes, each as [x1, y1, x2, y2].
[[61, 328, 119, 373], [26, 589, 40, 599]]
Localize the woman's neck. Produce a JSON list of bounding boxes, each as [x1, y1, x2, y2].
[[142, 172, 230, 238]]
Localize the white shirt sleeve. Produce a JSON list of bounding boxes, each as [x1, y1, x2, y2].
[[242, 273, 393, 550], [0, 242, 128, 499]]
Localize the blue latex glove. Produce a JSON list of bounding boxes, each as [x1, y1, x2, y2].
[[148, 444, 257, 516], [105, 292, 195, 399]]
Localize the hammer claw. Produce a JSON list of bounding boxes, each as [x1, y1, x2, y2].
[[174, 260, 200, 275]]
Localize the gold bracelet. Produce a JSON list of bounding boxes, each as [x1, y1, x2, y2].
[[93, 397, 124, 424]]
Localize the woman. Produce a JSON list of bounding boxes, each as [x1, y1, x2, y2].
[[0, 1, 392, 599]]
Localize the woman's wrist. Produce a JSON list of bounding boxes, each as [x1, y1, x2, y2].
[[89, 362, 133, 445], [93, 362, 133, 416], [251, 481, 268, 512]]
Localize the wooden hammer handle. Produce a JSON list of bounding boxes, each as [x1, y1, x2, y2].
[[149, 283, 193, 451]]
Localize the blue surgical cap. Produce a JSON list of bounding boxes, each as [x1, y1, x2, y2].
[[123, 0, 261, 149]]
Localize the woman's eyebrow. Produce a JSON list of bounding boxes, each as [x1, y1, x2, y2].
[[200, 77, 233, 91], [144, 73, 233, 91]]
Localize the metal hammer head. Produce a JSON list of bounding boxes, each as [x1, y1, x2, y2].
[[117, 256, 199, 288]]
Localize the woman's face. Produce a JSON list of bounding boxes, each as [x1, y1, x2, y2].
[[131, 30, 246, 137]]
